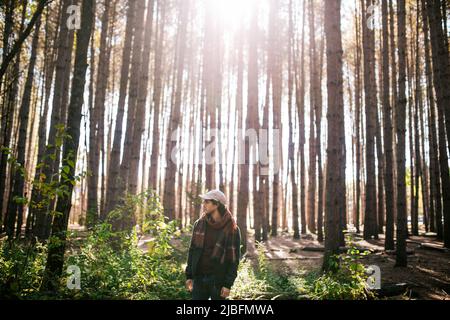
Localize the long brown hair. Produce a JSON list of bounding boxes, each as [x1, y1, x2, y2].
[[202, 199, 238, 234]]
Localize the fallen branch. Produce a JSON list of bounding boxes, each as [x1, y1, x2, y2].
[[301, 246, 379, 253], [267, 256, 322, 261], [301, 246, 325, 252], [419, 243, 449, 252], [373, 283, 410, 297], [385, 249, 415, 255], [338, 246, 381, 253]]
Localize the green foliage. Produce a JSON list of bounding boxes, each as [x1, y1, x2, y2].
[[405, 168, 412, 188], [61, 224, 162, 298], [1, 146, 28, 181], [229, 257, 271, 300], [230, 235, 375, 300], [0, 190, 189, 300], [0, 240, 48, 298], [231, 243, 303, 300], [255, 242, 269, 279], [1, 128, 86, 229], [306, 259, 371, 299], [60, 191, 188, 299], [301, 236, 374, 300], [0, 192, 374, 300]]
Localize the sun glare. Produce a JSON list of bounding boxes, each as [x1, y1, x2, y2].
[[207, 0, 258, 31]]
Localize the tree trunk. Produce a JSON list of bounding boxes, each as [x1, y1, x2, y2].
[[323, 0, 345, 271], [298, 3, 307, 236], [87, 0, 111, 226], [307, 0, 317, 235], [41, 0, 94, 292], [0, 0, 47, 84], [7, 15, 42, 239], [426, 0, 450, 247], [382, 0, 395, 251], [317, 35, 325, 243], [163, 0, 189, 222], [421, 0, 439, 235], [104, 0, 136, 215], [269, 0, 282, 237], [362, 0, 379, 240], [354, 0, 362, 234], [249, 4, 262, 243], [288, 0, 299, 240], [128, 0, 155, 195], [28, 3, 61, 238], [3, 2, 28, 238], [149, 0, 166, 190], [395, 0, 408, 267], [412, 4, 423, 236], [31, 0, 75, 241]]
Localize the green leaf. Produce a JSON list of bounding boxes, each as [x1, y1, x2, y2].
[[67, 159, 75, 168]]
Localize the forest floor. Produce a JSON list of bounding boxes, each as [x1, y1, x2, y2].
[[241, 230, 450, 300], [100, 224, 449, 300]]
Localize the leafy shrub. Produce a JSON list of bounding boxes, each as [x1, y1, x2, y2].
[[0, 190, 190, 300], [297, 237, 374, 300], [0, 199, 374, 300], [60, 191, 189, 299], [231, 242, 302, 300], [0, 240, 47, 298], [230, 237, 374, 300], [229, 257, 270, 300]]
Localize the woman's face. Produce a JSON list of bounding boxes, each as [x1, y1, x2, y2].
[[202, 199, 218, 214]]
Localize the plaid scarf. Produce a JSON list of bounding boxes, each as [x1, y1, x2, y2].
[[192, 209, 238, 264]]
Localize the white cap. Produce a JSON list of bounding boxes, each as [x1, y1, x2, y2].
[[199, 189, 227, 206]]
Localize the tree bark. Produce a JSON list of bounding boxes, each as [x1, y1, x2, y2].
[[163, 0, 189, 222], [362, 0, 379, 240], [41, 0, 94, 292], [7, 15, 42, 239], [323, 0, 345, 271], [382, 0, 395, 251], [307, 0, 317, 235], [104, 0, 136, 215], [395, 0, 408, 267]]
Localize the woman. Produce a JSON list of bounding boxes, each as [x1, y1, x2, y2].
[[185, 189, 241, 300]]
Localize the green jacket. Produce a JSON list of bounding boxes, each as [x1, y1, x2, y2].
[[185, 219, 241, 289]]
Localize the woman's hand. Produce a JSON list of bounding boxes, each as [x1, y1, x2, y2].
[[220, 287, 230, 298], [186, 279, 193, 292]]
